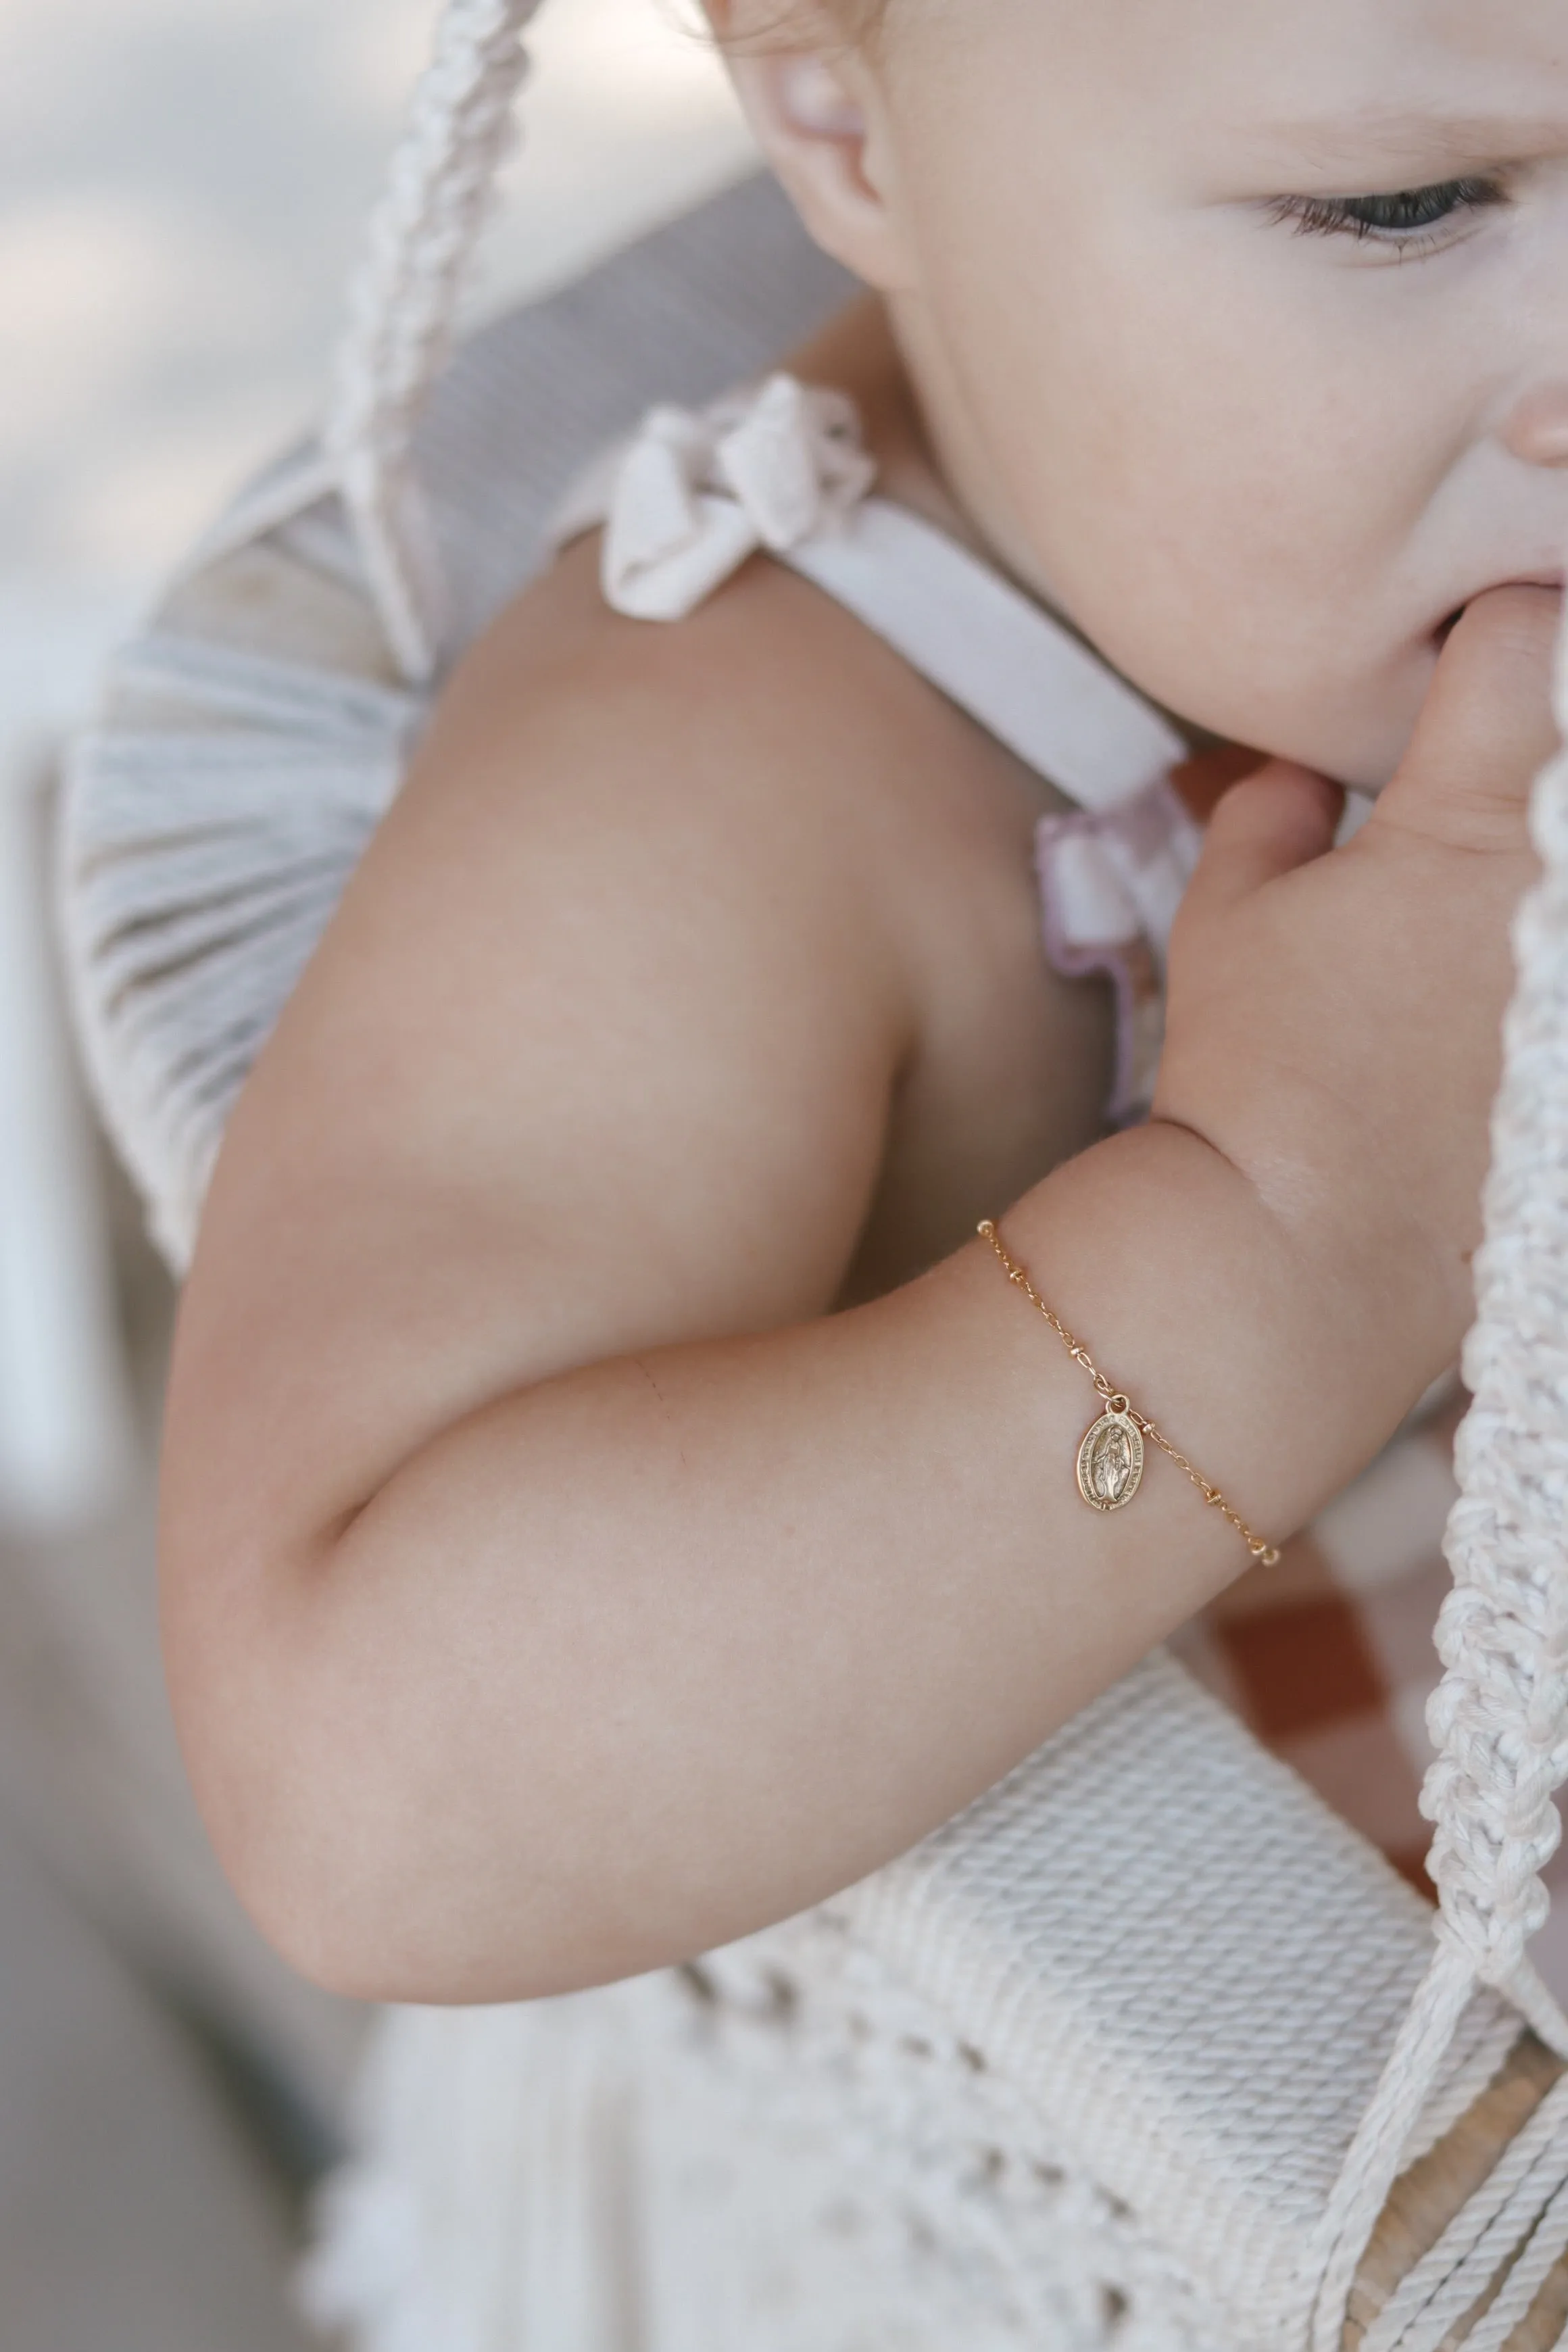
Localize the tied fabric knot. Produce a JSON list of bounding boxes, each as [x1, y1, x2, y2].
[[602, 376, 877, 621], [581, 368, 1225, 1132], [1036, 777, 1203, 1123]]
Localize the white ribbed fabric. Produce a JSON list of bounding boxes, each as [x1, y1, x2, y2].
[[57, 4, 1568, 2346]]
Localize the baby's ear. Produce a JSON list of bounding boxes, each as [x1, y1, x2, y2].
[[708, 3, 915, 291]]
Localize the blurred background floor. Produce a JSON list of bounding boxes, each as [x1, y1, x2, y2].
[[0, 1809, 309, 2352], [0, 3, 757, 2343]]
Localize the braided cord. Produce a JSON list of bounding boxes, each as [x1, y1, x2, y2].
[[1419, 721, 1568, 2015], [323, 0, 544, 677], [1313, 635, 1568, 2351]]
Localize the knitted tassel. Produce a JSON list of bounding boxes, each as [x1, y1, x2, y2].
[[297, 1997, 641, 2352]]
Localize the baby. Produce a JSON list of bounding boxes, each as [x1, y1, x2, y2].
[[160, 0, 1567, 2003]]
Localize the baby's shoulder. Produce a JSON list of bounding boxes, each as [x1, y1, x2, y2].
[[419, 526, 1048, 973], [276, 524, 1110, 1308], [452, 529, 1010, 820]]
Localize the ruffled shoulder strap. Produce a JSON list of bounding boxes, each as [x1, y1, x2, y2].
[[552, 373, 1202, 1119], [553, 374, 1186, 818]]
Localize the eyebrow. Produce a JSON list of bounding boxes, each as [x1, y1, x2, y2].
[[1253, 107, 1568, 181]]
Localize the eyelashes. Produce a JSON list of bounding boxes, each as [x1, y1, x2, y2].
[[1267, 175, 1509, 253]]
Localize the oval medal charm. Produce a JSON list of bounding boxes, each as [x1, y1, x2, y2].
[[1077, 1411, 1144, 1513]]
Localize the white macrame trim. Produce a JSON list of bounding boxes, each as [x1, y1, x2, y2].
[[1306, 706, 1568, 2350]]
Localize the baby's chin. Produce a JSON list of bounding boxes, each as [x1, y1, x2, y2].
[[1173, 588, 1563, 798], [1154, 649, 1437, 800], [1054, 572, 1438, 802]]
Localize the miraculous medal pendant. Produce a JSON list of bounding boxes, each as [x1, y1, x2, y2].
[[1076, 1403, 1144, 1513]]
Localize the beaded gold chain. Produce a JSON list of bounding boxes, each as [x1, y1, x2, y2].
[[977, 1220, 1281, 1568]]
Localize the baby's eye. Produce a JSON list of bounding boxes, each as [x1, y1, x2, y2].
[[1269, 176, 1509, 251]]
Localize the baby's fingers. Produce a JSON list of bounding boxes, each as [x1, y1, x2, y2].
[[1178, 761, 1342, 921], [1375, 585, 1562, 856]]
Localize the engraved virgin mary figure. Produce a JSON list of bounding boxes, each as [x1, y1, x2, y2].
[[1077, 1411, 1144, 1513]]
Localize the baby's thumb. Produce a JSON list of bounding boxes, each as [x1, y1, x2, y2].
[[1179, 761, 1343, 918], [1375, 585, 1562, 854]]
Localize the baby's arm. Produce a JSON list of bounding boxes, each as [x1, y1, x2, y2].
[[160, 551, 1554, 2005]]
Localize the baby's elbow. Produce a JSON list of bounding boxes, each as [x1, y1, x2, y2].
[[242, 1870, 488, 2011], [220, 1832, 402, 2010], [192, 1741, 550, 2009], [173, 1698, 414, 2005], [239, 1823, 626, 2011], [180, 1717, 485, 2006], [168, 1604, 592, 2007]]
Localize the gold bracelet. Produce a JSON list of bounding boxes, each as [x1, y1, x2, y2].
[[977, 1219, 1281, 1568]]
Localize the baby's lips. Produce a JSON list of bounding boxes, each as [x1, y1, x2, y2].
[[1440, 581, 1561, 679], [1437, 572, 1563, 643]]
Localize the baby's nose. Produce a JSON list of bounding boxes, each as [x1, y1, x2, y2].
[[1502, 381, 1568, 468]]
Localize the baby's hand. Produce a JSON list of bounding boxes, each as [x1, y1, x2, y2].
[[1156, 585, 1560, 1400]]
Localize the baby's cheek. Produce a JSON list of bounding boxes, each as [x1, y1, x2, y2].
[[917, 172, 1435, 784], [1021, 420, 1427, 787]]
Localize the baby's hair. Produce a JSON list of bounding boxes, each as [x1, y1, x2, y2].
[[714, 0, 889, 56], [820, 0, 887, 36]]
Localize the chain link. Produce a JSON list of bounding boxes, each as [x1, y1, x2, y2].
[[977, 1220, 1281, 1567]]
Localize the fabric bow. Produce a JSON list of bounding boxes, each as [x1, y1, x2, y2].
[[1036, 778, 1204, 1122], [600, 376, 878, 621]]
